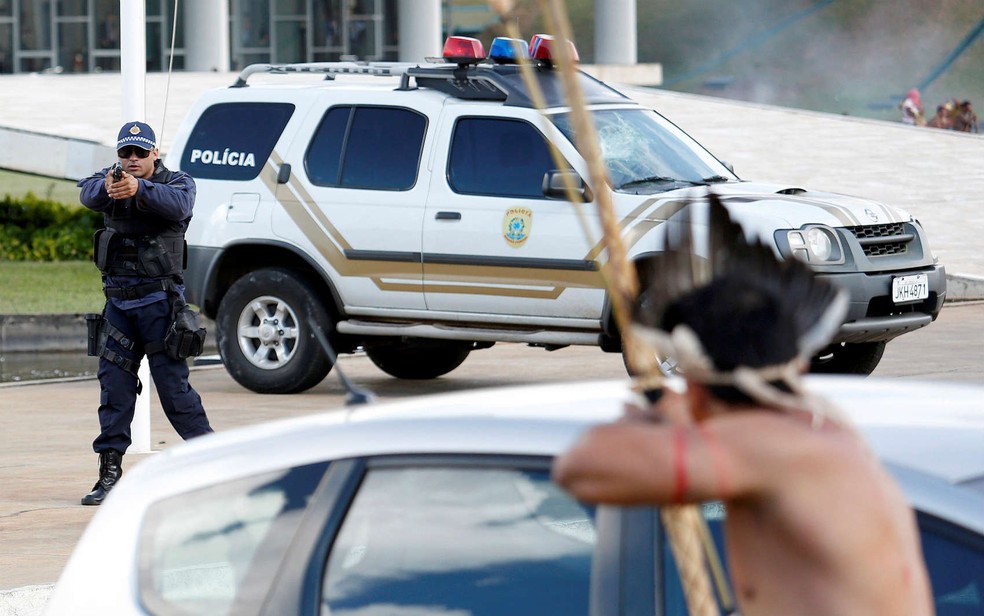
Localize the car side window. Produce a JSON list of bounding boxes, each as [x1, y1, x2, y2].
[[305, 105, 427, 190], [321, 464, 596, 616], [137, 462, 329, 616], [918, 512, 984, 616], [181, 102, 294, 181], [448, 117, 557, 198]]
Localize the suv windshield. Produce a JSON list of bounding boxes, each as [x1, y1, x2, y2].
[[553, 109, 736, 193]]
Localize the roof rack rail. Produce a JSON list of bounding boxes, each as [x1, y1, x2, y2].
[[232, 62, 420, 88]]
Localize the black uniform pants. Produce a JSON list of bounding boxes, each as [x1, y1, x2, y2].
[[94, 296, 212, 454]]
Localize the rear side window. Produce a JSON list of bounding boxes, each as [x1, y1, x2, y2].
[[305, 106, 427, 190], [138, 461, 329, 615], [448, 117, 556, 198], [181, 102, 294, 181]]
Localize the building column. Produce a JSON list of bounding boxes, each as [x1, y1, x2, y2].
[[185, 0, 230, 71], [595, 0, 637, 65], [398, 0, 441, 62]]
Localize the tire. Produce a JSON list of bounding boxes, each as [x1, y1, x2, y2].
[[810, 341, 886, 376], [216, 268, 334, 394], [364, 339, 472, 379]]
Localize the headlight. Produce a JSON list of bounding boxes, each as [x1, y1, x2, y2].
[[786, 226, 842, 263], [805, 227, 832, 260]]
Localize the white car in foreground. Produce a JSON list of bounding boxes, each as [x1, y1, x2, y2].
[[48, 377, 984, 615]]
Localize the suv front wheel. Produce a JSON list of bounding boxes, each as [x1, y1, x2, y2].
[[217, 268, 334, 394]]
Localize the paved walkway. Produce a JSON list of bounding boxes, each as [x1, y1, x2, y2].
[[1, 302, 983, 614]]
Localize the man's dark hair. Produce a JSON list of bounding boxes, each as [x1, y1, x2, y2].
[[660, 277, 798, 371]]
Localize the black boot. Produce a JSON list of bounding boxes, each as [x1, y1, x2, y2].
[[81, 450, 123, 506]]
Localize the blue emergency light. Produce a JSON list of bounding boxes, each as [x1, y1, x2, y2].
[[487, 37, 529, 63]]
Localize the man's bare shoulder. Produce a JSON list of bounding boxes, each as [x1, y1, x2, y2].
[[701, 406, 869, 485]]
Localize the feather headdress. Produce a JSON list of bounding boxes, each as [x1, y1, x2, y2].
[[630, 191, 848, 422]]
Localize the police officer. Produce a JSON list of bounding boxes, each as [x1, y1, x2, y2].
[[77, 121, 213, 506]]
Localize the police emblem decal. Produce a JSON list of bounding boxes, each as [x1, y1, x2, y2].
[[503, 207, 533, 247], [129, 124, 141, 135]]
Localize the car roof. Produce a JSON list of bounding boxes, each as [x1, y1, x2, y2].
[[118, 376, 984, 503]]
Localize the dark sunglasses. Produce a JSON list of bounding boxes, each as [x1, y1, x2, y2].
[[117, 146, 151, 159]]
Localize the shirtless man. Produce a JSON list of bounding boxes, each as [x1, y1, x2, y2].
[[552, 196, 935, 615]]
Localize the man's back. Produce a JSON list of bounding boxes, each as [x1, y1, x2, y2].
[[709, 409, 934, 615]]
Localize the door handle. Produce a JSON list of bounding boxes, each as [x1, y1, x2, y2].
[[435, 211, 462, 220]]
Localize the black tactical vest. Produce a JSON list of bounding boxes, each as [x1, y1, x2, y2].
[[93, 163, 188, 278]]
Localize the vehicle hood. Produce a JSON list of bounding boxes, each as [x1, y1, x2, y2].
[[622, 181, 910, 230]]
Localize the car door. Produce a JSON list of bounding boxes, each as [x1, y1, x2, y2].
[[422, 108, 607, 322], [273, 93, 437, 312]]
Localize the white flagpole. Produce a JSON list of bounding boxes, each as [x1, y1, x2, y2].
[[120, 0, 152, 454]]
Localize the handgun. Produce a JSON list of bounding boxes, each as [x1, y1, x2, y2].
[[111, 162, 123, 182]]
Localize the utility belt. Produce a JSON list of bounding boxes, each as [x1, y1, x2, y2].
[[93, 229, 186, 278], [86, 281, 207, 377]]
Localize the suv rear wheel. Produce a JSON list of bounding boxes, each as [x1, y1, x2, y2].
[[810, 341, 886, 376], [217, 268, 334, 394], [364, 339, 472, 379]]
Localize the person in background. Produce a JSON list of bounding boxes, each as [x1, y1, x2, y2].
[[953, 100, 979, 133], [900, 88, 926, 126], [77, 121, 213, 506], [927, 103, 953, 129], [553, 194, 935, 616]]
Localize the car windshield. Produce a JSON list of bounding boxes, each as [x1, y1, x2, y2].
[[552, 108, 736, 193]]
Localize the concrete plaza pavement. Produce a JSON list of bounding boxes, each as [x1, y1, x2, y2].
[[1, 301, 983, 613]]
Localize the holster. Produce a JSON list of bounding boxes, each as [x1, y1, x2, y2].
[[163, 301, 207, 360], [146, 289, 207, 361], [85, 313, 105, 357], [84, 309, 144, 394]]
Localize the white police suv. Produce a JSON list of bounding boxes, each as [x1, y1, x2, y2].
[[166, 35, 945, 394]]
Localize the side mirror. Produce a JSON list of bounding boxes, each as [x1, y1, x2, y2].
[[542, 169, 591, 202], [720, 160, 735, 174]]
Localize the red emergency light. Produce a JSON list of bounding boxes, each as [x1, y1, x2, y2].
[[442, 36, 485, 64], [529, 34, 580, 64]]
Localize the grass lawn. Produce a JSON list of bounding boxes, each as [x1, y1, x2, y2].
[[0, 261, 104, 314], [1, 170, 100, 314]]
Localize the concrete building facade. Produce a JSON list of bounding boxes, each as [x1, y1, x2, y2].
[[0, 0, 639, 75]]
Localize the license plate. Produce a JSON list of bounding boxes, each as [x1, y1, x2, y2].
[[892, 274, 929, 303]]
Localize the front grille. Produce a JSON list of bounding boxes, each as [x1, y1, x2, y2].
[[845, 222, 912, 257]]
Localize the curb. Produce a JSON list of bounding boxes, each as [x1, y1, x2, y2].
[[945, 273, 984, 302], [0, 313, 218, 354]]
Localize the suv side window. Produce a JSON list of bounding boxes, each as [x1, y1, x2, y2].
[[181, 102, 294, 181], [448, 117, 556, 198], [305, 106, 427, 190], [321, 464, 596, 615]]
